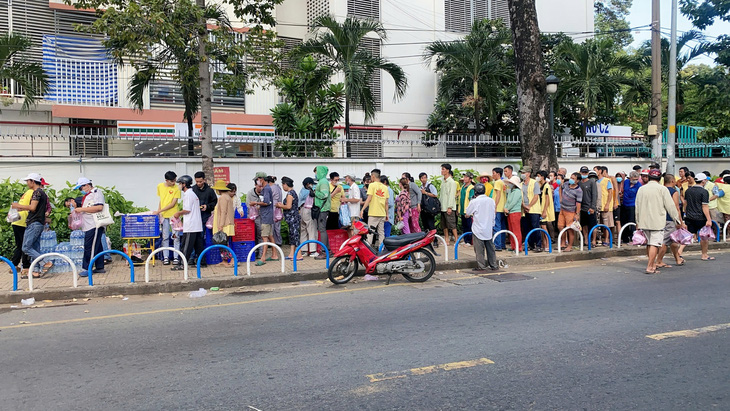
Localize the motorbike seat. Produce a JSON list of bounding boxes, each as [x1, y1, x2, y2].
[[383, 232, 427, 251]]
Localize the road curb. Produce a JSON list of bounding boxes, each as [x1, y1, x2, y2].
[[2, 242, 729, 303]]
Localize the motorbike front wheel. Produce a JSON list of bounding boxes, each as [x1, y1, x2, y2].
[[401, 250, 436, 283], [328, 256, 359, 285]]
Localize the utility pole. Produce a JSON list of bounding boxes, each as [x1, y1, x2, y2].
[[667, 0, 678, 175], [650, 0, 663, 163]]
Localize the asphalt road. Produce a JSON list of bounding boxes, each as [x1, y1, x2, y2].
[[1, 250, 729, 410]]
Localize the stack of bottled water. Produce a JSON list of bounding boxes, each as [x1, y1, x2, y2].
[[70, 230, 85, 271], [40, 230, 57, 254], [54, 242, 71, 273]]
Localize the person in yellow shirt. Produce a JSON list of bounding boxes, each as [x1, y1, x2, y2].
[[327, 171, 343, 230], [520, 167, 543, 252], [491, 168, 507, 251], [717, 175, 730, 228], [537, 170, 556, 247], [596, 166, 614, 245], [10, 188, 33, 276], [360, 168, 389, 248], [152, 171, 182, 265]]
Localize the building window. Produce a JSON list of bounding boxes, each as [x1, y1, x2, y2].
[[308, 0, 329, 27], [279, 36, 303, 72], [445, 0, 509, 32], [347, 129, 382, 158], [347, 0, 379, 20], [69, 119, 111, 157]]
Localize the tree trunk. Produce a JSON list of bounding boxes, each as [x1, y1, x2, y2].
[[187, 116, 194, 157], [508, 0, 558, 171], [345, 98, 350, 139], [473, 79, 481, 139], [197, 0, 214, 183]]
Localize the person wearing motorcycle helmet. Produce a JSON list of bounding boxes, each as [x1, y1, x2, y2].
[[465, 183, 499, 272], [173, 175, 205, 270]]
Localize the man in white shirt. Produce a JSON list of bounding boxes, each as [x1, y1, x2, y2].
[[343, 174, 362, 237], [173, 175, 205, 270], [465, 183, 498, 272]]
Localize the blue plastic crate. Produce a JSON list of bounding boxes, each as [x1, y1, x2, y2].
[[121, 215, 160, 239], [204, 229, 223, 265], [231, 241, 256, 262]]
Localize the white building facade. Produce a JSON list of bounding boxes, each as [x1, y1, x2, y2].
[[0, 0, 593, 158]]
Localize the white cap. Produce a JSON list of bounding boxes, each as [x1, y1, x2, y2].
[[22, 173, 42, 183], [74, 177, 92, 190], [695, 172, 708, 182]]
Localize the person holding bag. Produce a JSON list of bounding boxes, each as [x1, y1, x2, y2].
[[9, 183, 34, 278], [72, 177, 107, 276], [212, 181, 235, 267]]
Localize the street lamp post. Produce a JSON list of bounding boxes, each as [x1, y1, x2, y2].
[[546, 74, 560, 154]]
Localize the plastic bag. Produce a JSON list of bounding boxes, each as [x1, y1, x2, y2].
[[248, 205, 259, 221], [699, 225, 715, 241], [569, 220, 581, 232], [212, 230, 228, 245], [170, 216, 183, 231], [670, 228, 693, 245], [68, 212, 83, 230], [632, 229, 647, 246], [6, 208, 20, 223], [205, 215, 214, 230], [338, 204, 351, 227]]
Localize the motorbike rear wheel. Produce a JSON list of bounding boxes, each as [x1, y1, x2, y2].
[[401, 250, 436, 282], [328, 256, 359, 285]]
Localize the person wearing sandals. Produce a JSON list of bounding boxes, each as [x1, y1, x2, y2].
[[10, 182, 33, 278], [257, 176, 280, 266], [72, 177, 107, 276], [278, 177, 303, 261], [12, 173, 52, 278], [635, 169, 684, 274], [173, 175, 205, 271], [212, 181, 235, 267]]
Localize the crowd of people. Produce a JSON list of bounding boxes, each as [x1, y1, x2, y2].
[[7, 163, 730, 279]]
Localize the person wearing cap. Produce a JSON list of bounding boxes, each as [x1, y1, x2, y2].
[[343, 174, 362, 237], [655, 174, 685, 268], [211, 180, 235, 266], [458, 171, 476, 245], [9, 179, 34, 278], [152, 171, 181, 265], [277, 177, 302, 261], [298, 177, 318, 256], [578, 166, 598, 248], [248, 172, 268, 255], [520, 166, 543, 252], [402, 172, 422, 234], [71, 177, 107, 275], [503, 176, 523, 252], [636, 169, 683, 274], [684, 172, 715, 261], [465, 183, 498, 272], [173, 175, 205, 270], [558, 173, 583, 252], [438, 164, 458, 245], [11, 174, 51, 278], [640, 168, 650, 185]]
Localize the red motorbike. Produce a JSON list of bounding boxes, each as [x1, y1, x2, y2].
[[328, 220, 438, 285]]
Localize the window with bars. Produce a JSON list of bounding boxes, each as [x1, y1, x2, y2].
[[307, 0, 329, 27], [69, 119, 111, 157], [347, 0, 379, 20], [347, 129, 383, 158], [445, 0, 509, 32], [352, 37, 381, 112]]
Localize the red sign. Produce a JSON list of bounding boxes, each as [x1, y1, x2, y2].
[[214, 166, 230, 184]]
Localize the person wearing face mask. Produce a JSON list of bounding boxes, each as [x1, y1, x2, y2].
[[578, 166, 598, 247], [72, 177, 106, 276], [552, 173, 563, 236], [520, 167, 543, 252], [558, 173, 583, 252], [614, 172, 625, 241]]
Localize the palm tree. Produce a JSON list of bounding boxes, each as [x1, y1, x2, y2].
[[554, 38, 642, 137], [423, 19, 512, 138], [0, 32, 49, 111], [299, 15, 408, 138]]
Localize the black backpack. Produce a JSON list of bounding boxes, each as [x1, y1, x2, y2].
[[421, 184, 441, 215]]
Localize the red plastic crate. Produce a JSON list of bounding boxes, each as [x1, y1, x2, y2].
[[233, 218, 255, 242], [318, 229, 349, 254]]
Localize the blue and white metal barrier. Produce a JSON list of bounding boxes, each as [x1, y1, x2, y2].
[[293, 240, 329, 272], [0, 257, 18, 291], [557, 227, 584, 253], [454, 232, 472, 260], [711, 220, 721, 242], [246, 242, 285, 275], [198, 245, 238, 278], [28, 253, 77, 291], [523, 229, 553, 256], [145, 247, 188, 282], [88, 250, 134, 286], [617, 222, 636, 248], [587, 225, 614, 250], [492, 230, 519, 257]]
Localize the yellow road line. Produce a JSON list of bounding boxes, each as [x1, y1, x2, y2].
[[0, 283, 408, 331], [647, 322, 730, 340], [366, 358, 494, 383]]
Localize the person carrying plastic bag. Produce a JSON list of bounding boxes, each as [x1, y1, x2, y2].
[[684, 173, 715, 261]]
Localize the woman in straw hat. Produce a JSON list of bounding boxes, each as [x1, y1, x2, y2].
[[212, 180, 236, 267]]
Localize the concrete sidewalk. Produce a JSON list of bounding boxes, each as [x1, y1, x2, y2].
[[2, 241, 730, 303]]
